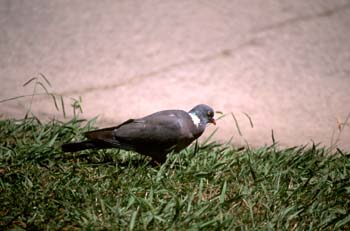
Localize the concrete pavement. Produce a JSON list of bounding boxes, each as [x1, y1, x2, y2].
[[1, 0, 350, 149]]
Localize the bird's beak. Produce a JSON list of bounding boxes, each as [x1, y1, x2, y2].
[[210, 118, 216, 125]]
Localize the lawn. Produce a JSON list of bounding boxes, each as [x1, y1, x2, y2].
[[1, 117, 349, 230]]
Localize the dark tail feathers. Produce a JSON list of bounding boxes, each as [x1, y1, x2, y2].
[[61, 140, 112, 152]]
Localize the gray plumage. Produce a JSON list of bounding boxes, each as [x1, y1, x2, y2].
[[62, 104, 215, 163]]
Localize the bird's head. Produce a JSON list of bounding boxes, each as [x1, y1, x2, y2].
[[189, 104, 216, 127]]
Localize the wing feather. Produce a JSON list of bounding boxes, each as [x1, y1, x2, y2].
[[114, 113, 184, 143], [83, 110, 195, 154]]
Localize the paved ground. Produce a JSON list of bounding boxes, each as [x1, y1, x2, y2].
[[1, 0, 350, 150]]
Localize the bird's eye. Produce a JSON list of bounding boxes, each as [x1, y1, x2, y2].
[[207, 111, 213, 117]]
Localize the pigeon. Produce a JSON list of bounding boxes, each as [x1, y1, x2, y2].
[[62, 104, 216, 163]]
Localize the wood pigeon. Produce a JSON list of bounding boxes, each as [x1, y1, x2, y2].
[[62, 104, 216, 163]]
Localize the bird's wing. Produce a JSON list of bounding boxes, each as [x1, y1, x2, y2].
[[84, 119, 134, 141], [114, 111, 191, 144], [83, 110, 196, 153]]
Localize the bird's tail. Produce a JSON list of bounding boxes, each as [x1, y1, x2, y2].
[[61, 140, 111, 152]]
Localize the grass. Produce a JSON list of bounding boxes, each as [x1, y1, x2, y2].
[[0, 117, 350, 230]]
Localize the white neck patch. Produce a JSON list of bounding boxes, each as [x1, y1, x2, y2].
[[189, 113, 201, 127]]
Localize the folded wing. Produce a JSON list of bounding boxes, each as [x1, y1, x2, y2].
[[83, 110, 195, 155]]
